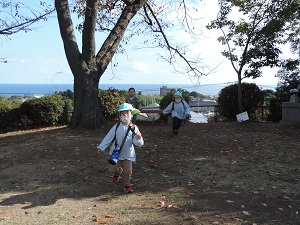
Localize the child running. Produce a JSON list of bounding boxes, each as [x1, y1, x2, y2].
[[163, 91, 191, 135], [97, 103, 144, 193]]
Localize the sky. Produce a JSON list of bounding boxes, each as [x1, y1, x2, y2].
[[0, 1, 290, 90]]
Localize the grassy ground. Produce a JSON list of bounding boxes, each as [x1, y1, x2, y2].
[[0, 121, 299, 225]]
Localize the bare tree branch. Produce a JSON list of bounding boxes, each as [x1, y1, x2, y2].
[[0, 2, 55, 35], [145, 3, 207, 77]]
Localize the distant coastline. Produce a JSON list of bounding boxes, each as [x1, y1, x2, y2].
[[0, 83, 276, 98]]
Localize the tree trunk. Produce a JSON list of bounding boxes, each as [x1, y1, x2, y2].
[[55, 0, 147, 128], [70, 69, 106, 128], [237, 71, 243, 113]]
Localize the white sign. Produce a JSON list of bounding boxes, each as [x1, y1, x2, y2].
[[236, 111, 249, 122]]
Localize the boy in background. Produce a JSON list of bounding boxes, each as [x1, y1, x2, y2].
[[163, 91, 190, 135], [126, 87, 142, 123]]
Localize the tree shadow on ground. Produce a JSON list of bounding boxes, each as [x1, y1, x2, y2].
[[0, 122, 299, 224]]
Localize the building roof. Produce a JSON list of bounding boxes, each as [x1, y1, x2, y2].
[[189, 100, 217, 107]]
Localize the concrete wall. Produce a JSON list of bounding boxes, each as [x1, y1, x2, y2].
[[280, 102, 300, 127]]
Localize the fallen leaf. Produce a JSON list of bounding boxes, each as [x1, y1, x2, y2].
[[83, 175, 91, 180], [261, 203, 268, 207], [173, 205, 180, 209], [160, 201, 165, 207], [21, 201, 30, 204], [210, 221, 220, 225], [100, 220, 108, 224], [217, 215, 227, 219], [242, 211, 251, 216], [94, 217, 101, 222], [3, 216, 10, 219], [187, 182, 195, 186], [105, 214, 115, 218], [24, 211, 30, 215], [232, 217, 242, 221], [226, 200, 234, 203], [279, 196, 291, 200], [190, 215, 198, 220], [252, 191, 261, 195], [166, 204, 173, 208]]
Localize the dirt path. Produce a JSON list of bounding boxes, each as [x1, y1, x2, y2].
[[0, 121, 299, 224]]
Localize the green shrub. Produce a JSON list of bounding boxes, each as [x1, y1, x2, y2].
[[139, 95, 163, 107], [98, 89, 124, 120], [54, 89, 74, 100], [267, 97, 282, 122], [0, 97, 21, 112], [19, 95, 65, 126], [59, 98, 74, 124], [218, 83, 264, 120], [0, 108, 22, 130]]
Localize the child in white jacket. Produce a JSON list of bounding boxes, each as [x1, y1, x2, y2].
[[97, 103, 144, 193]]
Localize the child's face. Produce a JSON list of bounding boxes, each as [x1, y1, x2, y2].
[[120, 110, 132, 125], [174, 96, 181, 101], [120, 110, 132, 117], [128, 89, 135, 98]]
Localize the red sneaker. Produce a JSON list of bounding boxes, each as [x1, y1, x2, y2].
[[111, 167, 123, 183], [123, 184, 133, 193]]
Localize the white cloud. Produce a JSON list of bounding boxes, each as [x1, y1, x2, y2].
[[132, 62, 150, 73]]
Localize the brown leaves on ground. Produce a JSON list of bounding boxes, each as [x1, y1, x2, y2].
[[0, 121, 299, 224]]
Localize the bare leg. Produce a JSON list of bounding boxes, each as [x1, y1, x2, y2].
[[108, 161, 121, 174], [123, 160, 133, 185], [108, 161, 123, 183]]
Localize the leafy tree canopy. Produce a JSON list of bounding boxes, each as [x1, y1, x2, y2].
[[207, 0, 300, 80], [207, 0, 300, 113]]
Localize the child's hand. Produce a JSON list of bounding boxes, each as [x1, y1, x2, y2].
[[130, 124, 135, 131], [97, 148, 102, 154], [135, 132, 142, 140]]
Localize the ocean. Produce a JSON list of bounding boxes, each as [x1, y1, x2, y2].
[[0, 83, 227, 98]]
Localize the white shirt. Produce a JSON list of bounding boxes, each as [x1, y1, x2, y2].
[[163, 100, 190, 120], [97, 122, 144, 162]]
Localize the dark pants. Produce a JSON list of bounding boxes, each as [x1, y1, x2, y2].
[[172, 117, 182, 132]]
